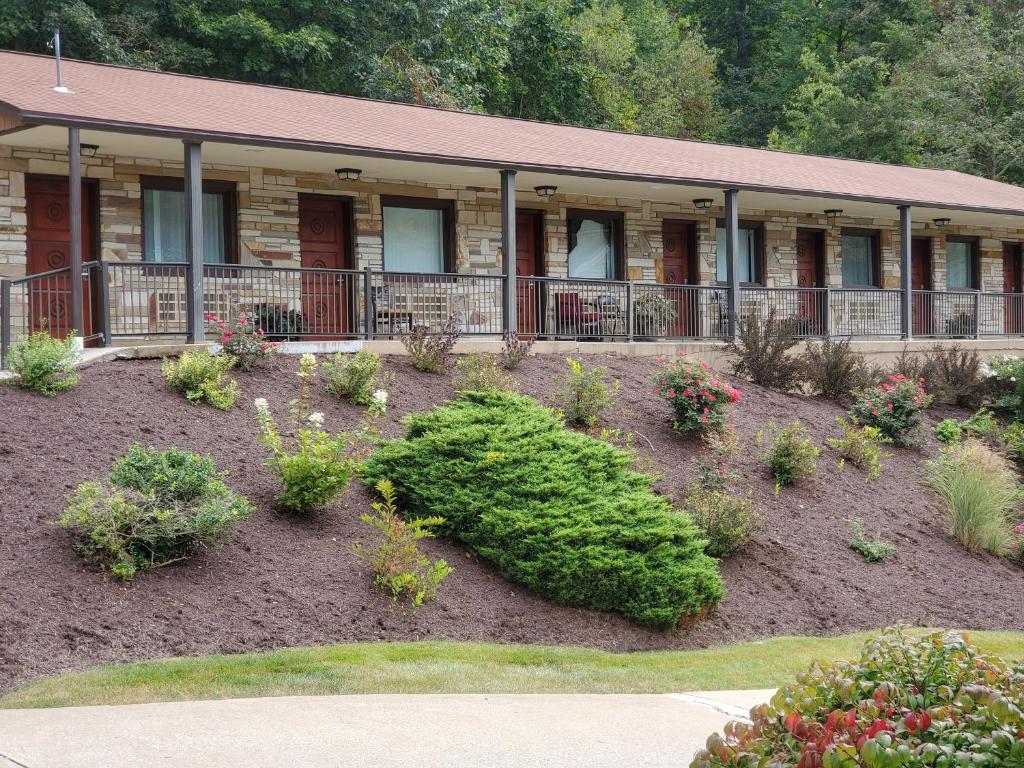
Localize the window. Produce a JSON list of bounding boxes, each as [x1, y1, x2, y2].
[[715, 223, 761, 284], [946, 239, 978, 290], [840, 230, 879, 287], [382, 197, 453, 273], [141, 178, 235, 264], [567, 210, 622, 279]]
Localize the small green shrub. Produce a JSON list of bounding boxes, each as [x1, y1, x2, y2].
[[58, 446, 253, 581], [500, 329, 534, 369], [322, 350, 392, 407], [454, 353, 518, 394], [962, 407, 1001, 441], [354, 479, 452, 608], [684, 485, 762, 558], [847, 518, 896, 562], [692, 430, 742, 491], [5, 331, 80, 395], [982, 354, 1024, 421], [651, 357, 742, 434], [363, 392, 724, 629], [205, 310, 277, 371], [761, 420, 819, 486], [691, 626, 1024, 768], [726, 308, 803, 392], [826, 418, 891, 481], [925, 441, 1017, 554], [801, 337, 881, 401], [401, 315, 462, 372], [933, 418, 963, 445], [162, 348, 239, 409], [849, 374, 932, 447], [551, 357, 617, 427], [1004, 422, 1024, 470]]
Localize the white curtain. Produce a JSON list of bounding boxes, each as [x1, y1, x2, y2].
[[568, 218, 614, 278], [716, 227, 756, 283], [841, 234, 873, 286], [946, 241, 973, 289], [383, 206, 444, 272], [144, 189, 225, 263]]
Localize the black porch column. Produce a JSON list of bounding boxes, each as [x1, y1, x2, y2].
[[500, 169, 517, 334], [68, 127, 85, 338], [724, 188, 740, 338], [899, 204, 912, 340], [184, 141, 205, 342]]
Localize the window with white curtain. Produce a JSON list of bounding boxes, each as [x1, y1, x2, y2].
[[383, 205, 446, 272], [841, 233, 877, 287], [568, 214, 618, 279], [946, 240, 976, 290], [143, 188, 227, 263], [715, 225, 760, 283]]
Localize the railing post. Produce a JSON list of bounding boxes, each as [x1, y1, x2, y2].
[[898, 204, 912, 340], [823, 286, 831, 338], [1, 278, 10, 369], [500, 169, 517, 334], [625, 281, 634, 342], [99, 260, 112, 345], [724, 188, 740, 339], [363, 265, 374, 340], [68, 126, 85, 339], [974, 291, 981, 339], [183, 140, 204, 343]]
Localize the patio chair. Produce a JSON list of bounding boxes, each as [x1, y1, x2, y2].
[[554, 292, 604, 337]]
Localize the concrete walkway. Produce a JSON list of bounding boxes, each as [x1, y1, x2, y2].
[[0, 692, 774, 768]]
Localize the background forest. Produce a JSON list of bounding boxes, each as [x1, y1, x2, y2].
[[1, 1, 1022, 184]]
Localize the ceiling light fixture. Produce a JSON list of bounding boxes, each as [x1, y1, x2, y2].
[[824, 208, 843, 220], [335, 168, 362, 181], [80, 143, 99, 158], [693, 198, 714, 210], [534, 185, 557, 198], [933, 217, 951, 227]]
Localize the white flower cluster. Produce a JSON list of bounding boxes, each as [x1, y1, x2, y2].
[[254, 397, 270, 415], [372, 390, 389, 408], [307, 412, 325, 428]]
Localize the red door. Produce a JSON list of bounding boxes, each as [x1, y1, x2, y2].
[[795, 229, 823, 334], [298, 195, 352, 337], [25, 176, 96, 343], [911, 237, 932, 335], [661, 220, 694, 336], [1003, 242, 1022, 334], [515, 210, 542, 335]]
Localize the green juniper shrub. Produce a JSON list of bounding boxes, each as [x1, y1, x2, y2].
[[847, 518, 896, 562], [826, 417, 892, 481], [454, 353, 518, 394], [651, 357, 742, 435], [933, 418, 963, 445], [761, 420, 820, 486], [58, 445, 253, 581], [691, 626, 1024, 768], [322, 350, 392, 406], [500, 329, 534, 369], [362, 391, 724, 630], [849, 374, 933, 448], [925, 440, 1018, 555], [5, 331, 80, 395], [921, 343, 985, 408], [205, 310, 277, 371], [726, 307, 803, 392], [161, 348, 240, 410], [354, 480, 452, 608], [551, 357, 617, 427], [684, 485, 762, 558], [982, 354, 1024, 421], [800, 337, 882, 401], [400, 315, 462, 373]]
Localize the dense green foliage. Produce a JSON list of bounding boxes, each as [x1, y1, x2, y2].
[[161, 348, 239, 409], [3, 2, 1020, 181], [362, 391, 724, 629], [761, 420, 819, 486], [5, 331, 80, 395]]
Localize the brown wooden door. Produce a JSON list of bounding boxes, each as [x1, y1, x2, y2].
[[298, 195, 352, 337], [25, 176, 96, 344], [661, 220, 694, 337], [1003, 243, 1022, 333], [795, 229, 824, 333], [515, 210, 542, 335], [911, 237, 933, 335]]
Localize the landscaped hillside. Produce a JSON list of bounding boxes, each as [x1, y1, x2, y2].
[[1, 352, 1022, 693]]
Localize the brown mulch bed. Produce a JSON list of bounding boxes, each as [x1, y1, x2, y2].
[[1, 353, 1022, 693]]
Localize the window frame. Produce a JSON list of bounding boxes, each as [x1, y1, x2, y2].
[[839, 227, 881, 289], [715, 220, 764, 286], [566, 208, 625, 281], [140, 175, 238, 264], [945, 236, 980, 291], [380, 195, 456, 274]]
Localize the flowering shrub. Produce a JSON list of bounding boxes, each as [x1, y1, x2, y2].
[[981, 354, 1024, 421], [652, 357, 742, 434], [849, 374, 932, 447], [254, 354, 373, 513], [1008, 522, 1024, 566], [162, 348, 239, 409], [691, 626, 1024, 768], [205, 311, 276, 371], [322, 350, 392, 407], [761, 420, 820, 486]]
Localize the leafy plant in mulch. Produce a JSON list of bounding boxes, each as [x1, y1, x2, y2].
[[760, 420, 819, 487], [982, 354, 1024, 422], [58, 445, 253, 581], [691, 625, 1024, 768], [651, 356, 742, 434], [454, 353, 518, 394], [205, 310, 277, 371], [726, 307, 803, 392], [551, 357, 617, 427], [162, 347, 239, 410], [849, 374, 932, 448], [826, 418, 891, 482], [401, 315, 462, 373], [500, 329, 534, 369], [322, 349, 392, 411], [801, 338, 882, 401], [847, 518, 896, 562], [362, 391, 724, 630], [5, 331, 80, 395]]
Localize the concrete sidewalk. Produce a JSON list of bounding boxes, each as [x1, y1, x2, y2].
[[0, 692, 774, 768]]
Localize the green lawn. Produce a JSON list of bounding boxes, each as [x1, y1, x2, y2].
[[4, 629, 1022, 709]]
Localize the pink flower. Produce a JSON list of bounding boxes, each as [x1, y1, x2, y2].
[[871, 409, 879, 415], [667, 389, 676, 398], [220, 335, 231, 344]]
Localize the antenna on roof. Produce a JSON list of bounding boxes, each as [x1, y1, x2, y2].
[[47, 28, 74, 94]]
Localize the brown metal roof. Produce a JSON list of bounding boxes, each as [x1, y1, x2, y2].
[[2, 49, 1024, 215]]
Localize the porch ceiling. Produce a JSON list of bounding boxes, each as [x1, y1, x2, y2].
[[4, 123, 1024, 232]]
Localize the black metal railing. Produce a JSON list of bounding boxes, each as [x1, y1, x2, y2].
[[369, 270, 504, 337]]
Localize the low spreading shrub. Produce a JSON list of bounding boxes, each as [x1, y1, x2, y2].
[[684, 485, 762, 558], [362, 392, 724, 629], [801, 338, 881, 401], [551, 357, 617, 427], [925, 441, 1017, 554], [921, 343, 985, 408], [982, 354, 1024, 421], [726, 308, 803, 392], [354, 479, 452, 608], [454, 353, 518, 394], [933, 418, 963, 445], [5, 331, 80, 395], [761, 420, 819, 486], [500, 329, 534, 369], [962, 408, 1001, 442], [652, 357, 742, 434], [826, 418, 891, 481], [254, 354, 372, 513], [401, 315, 462, 372], [205, 311, 277, 371], [847, 518, 896, 562], [161, 348, 239, 409], [58, 446, 253, 581], [849, 374, 932, 447], [690, 626, 1024, 768], [322, 350, 392, 407]]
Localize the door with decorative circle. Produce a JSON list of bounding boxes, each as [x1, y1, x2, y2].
[[298, 195, 354, 338], [660, 219, 695, 337]]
